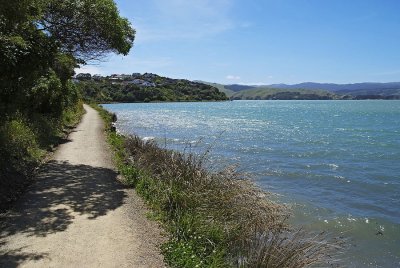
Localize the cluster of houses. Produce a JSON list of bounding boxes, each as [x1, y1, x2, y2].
[[75, 73, 158, 87]]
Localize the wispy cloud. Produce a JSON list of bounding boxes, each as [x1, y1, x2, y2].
[[373, 69, 400, 76], [239, 21, 253, 28], [226, 75, 241, 80], [131, 57, 174, 69], [75, 65, 104, 75], [75, 56, 174, 76], [113, 55, 175, 72], [239, 82, 268, 86], [135, 0, 235, 42]]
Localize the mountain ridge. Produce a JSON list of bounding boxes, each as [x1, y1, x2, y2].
[[267, 82, 400, 93], [200, 81, 400, 99]]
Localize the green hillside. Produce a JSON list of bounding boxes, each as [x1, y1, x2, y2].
[[79, 73, 228, 102], [199, 81, 235, 97], [206, 81, 400, 100], [230, 87, 339, 100]]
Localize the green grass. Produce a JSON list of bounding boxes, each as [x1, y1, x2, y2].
[[0, 101, 85, 211], [95, 104, 341, 267]]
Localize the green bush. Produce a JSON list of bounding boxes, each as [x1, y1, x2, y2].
[[0, 115, 43, 174], [0, 115, 43, 211], [29, 70, 63, 114], [62, 100, 85, 127], [0, 102, 84, 212]]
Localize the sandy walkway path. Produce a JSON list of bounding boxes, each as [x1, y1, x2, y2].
[[0, 104, 166, 267]]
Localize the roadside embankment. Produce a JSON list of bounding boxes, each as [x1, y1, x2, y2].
[[0, 101, 85, 212], [96, 104, 340, 267]]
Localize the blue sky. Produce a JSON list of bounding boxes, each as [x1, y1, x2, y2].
[[78, 0, 400, 84]]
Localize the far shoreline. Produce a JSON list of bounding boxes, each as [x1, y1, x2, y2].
[[100, 98, 400, 105]]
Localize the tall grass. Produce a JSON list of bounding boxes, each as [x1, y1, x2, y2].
[[96, 105, 341, 267]]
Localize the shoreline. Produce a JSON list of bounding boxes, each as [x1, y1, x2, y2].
[[100, 98, 400, 105]]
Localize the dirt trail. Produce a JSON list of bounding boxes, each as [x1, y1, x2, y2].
[[0, 104, 166, 267]]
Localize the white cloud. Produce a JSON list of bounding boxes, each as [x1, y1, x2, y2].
[[239, 82, 268, 86], [226, 75, 241, 80], [135, 0, 235, 42], [74, 65, 104, 75], [74, 56, 175, 76]]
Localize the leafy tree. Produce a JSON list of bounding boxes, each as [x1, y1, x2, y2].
[[39, 0, 135, 62], [0, 0, 135, 115]]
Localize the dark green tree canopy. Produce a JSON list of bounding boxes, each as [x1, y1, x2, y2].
[[0, 0, 135, 114], [40, 0, 135, 62], [0, 0, 135, 62]]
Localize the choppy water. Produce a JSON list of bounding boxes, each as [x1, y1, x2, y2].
[[103, 100, 400, 267]]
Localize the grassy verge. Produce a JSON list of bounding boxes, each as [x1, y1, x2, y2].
[[95, 104, 340, 267], [0, 101, 85, 212]]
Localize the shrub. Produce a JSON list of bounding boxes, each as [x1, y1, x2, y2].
[[0, 115, 43, 210], [0, 115, 43, 174], [0, 102, 84, 212]]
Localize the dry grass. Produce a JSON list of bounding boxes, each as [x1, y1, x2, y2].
[[111, 134, 341, 267]]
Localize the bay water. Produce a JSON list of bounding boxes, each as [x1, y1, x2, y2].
[[104, 100, 400, 267]]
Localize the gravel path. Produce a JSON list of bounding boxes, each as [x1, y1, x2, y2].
[[0, 104, 166, 267]]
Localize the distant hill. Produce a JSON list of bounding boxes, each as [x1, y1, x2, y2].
[[200, 82, 340, 99], [224, 84, 255, 92], [268, 82, 400, 96], [230, 87, 338, 100], [203, 81, 400, 100], [195, 81, 236, 97], [79, 73, 228, 103]]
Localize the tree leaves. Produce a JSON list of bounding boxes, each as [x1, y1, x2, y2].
[[39, 0, 135, 61], [0, 0, 134, 115]]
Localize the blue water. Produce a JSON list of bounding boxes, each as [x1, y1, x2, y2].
[[104, 100, 400, 267]]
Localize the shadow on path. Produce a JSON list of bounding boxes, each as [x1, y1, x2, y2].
[[0, 244, 48, 268], [0, 160, 127, 267]]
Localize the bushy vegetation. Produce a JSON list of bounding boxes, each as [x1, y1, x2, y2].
[[80, 74, 228, 103], [96, 105, 340, 267], [0, 102, 84, 211], [0, 0, 134, 211]]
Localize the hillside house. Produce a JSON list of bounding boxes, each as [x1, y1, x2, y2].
[[128, 79, 156, 87]]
